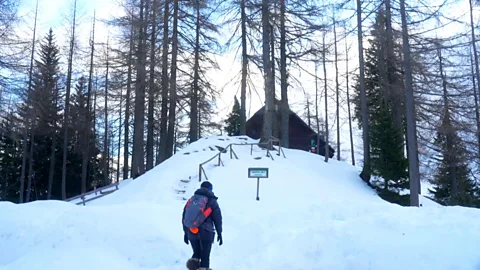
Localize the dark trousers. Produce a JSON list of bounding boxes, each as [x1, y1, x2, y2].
[[190, 239, 213, 268]]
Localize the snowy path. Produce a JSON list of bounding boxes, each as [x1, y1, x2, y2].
[[1, 136, 480, 270]]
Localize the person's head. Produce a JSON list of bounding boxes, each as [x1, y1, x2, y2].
[[200, 181, 213, 191]]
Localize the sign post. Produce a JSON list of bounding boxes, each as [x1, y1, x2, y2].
[[248, 168, 269, 201]]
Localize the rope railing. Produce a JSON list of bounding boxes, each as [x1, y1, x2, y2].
[[198, 137, 286, 182]]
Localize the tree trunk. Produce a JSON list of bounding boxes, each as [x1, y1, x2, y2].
[[315, 64, 320, 153], [270, 23, 278, 139], [146, 0, 157, 170], [110, 128, 115, 182], [345, 32, 355, 166], [166, 0, 179, 158], [400, 0, 420, 206], [47, 96, 59, 200], [158, 0, 170, 164], [104, 41, 110, 186], [190, 0, 200, 143], [306, 95, 311, 128], [82, 13, 95, 195], [20, 0, 38, 203], [333, 16, 340, 161], [117, 86, 123, 183], [198, 92, 202, 138], [19, 125, 28, 202], [322, 32, 329, 162], [132, 0, 148, 178], [438, 45, 457, 198], [280, 0, 289, 148], [470, 48, 480, 160], [261, 0, 273, 144], [469, 0, 480, 161], [124, 24, 134, 179], [240, 0, 247, 135], [62, 0, 77, 200], [385, 0, 403, 137], [93, 78, 98, 185], [356, 0, 370, 182], [26, 132, 34, 202]]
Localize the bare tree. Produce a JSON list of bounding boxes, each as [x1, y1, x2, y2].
[[469, 0, 480, 160], [261, 0, 274, 144], [19, 0, 38, 203], [322, 31, 329, 162], [166, 0, 179, 158], [333, 14, 340, 161], [385, 0, 403, 135], [344, 27, 355, 166], [81, 12, 96, 195], [279, 0, 289, 147], [356, 0, 370, 182], [61, 0, 78, 200], [117, 85, 123, 182], [158, 0, 170, 164], [104, 39, 110, 186], [470, 48, 480, 159], [132, 0, 148, 178], [189, 0, 201, 143], [399, 0, 420, 206], [47, 94, 59, 199], [146, 0, 157, 170], [124, 22, 134, 179], [315, 63, 322, 154], [437, 44, 457, 197], [239, 0, 248, 135]]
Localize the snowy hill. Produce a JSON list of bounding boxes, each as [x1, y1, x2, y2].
[[1, 136, 480, 270]]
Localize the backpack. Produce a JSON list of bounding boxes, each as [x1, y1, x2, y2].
[[183, 194, 212, 234]]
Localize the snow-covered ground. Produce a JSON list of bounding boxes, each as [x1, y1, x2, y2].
[[1, 135, 480, 270]]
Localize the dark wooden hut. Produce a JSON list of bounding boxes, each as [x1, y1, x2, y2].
[[246, 102, 335, 158]]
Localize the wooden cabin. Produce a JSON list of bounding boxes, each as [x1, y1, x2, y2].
[[246, 102, 335, 158]]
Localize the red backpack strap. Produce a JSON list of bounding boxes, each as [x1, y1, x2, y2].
[[185, 198, 192, 209]]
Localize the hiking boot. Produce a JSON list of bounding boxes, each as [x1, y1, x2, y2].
[[186, 258, 200, 270]]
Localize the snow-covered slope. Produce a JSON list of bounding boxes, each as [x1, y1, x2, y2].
[[1, 136, 480, 270]]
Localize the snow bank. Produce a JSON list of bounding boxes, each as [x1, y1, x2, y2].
[[1, 135, 480, 270]]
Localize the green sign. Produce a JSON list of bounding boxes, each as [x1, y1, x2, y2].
[[248, 168, 269, 178]]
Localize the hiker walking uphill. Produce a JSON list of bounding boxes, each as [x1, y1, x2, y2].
[[182, 181, 223, 270]]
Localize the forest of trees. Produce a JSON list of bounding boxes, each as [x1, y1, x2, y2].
[[1, 0, 480, 208]]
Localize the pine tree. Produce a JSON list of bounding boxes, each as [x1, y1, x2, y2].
[[429, 45, 479, 207], [352, 9, 409, 204], [20, 29, 63, 201], [0, 113, 22, 202], [224, 97, 241, 136], [71, 77, 89, 150], [430, 115, 478, 207], [8, 30, 106, 202]]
